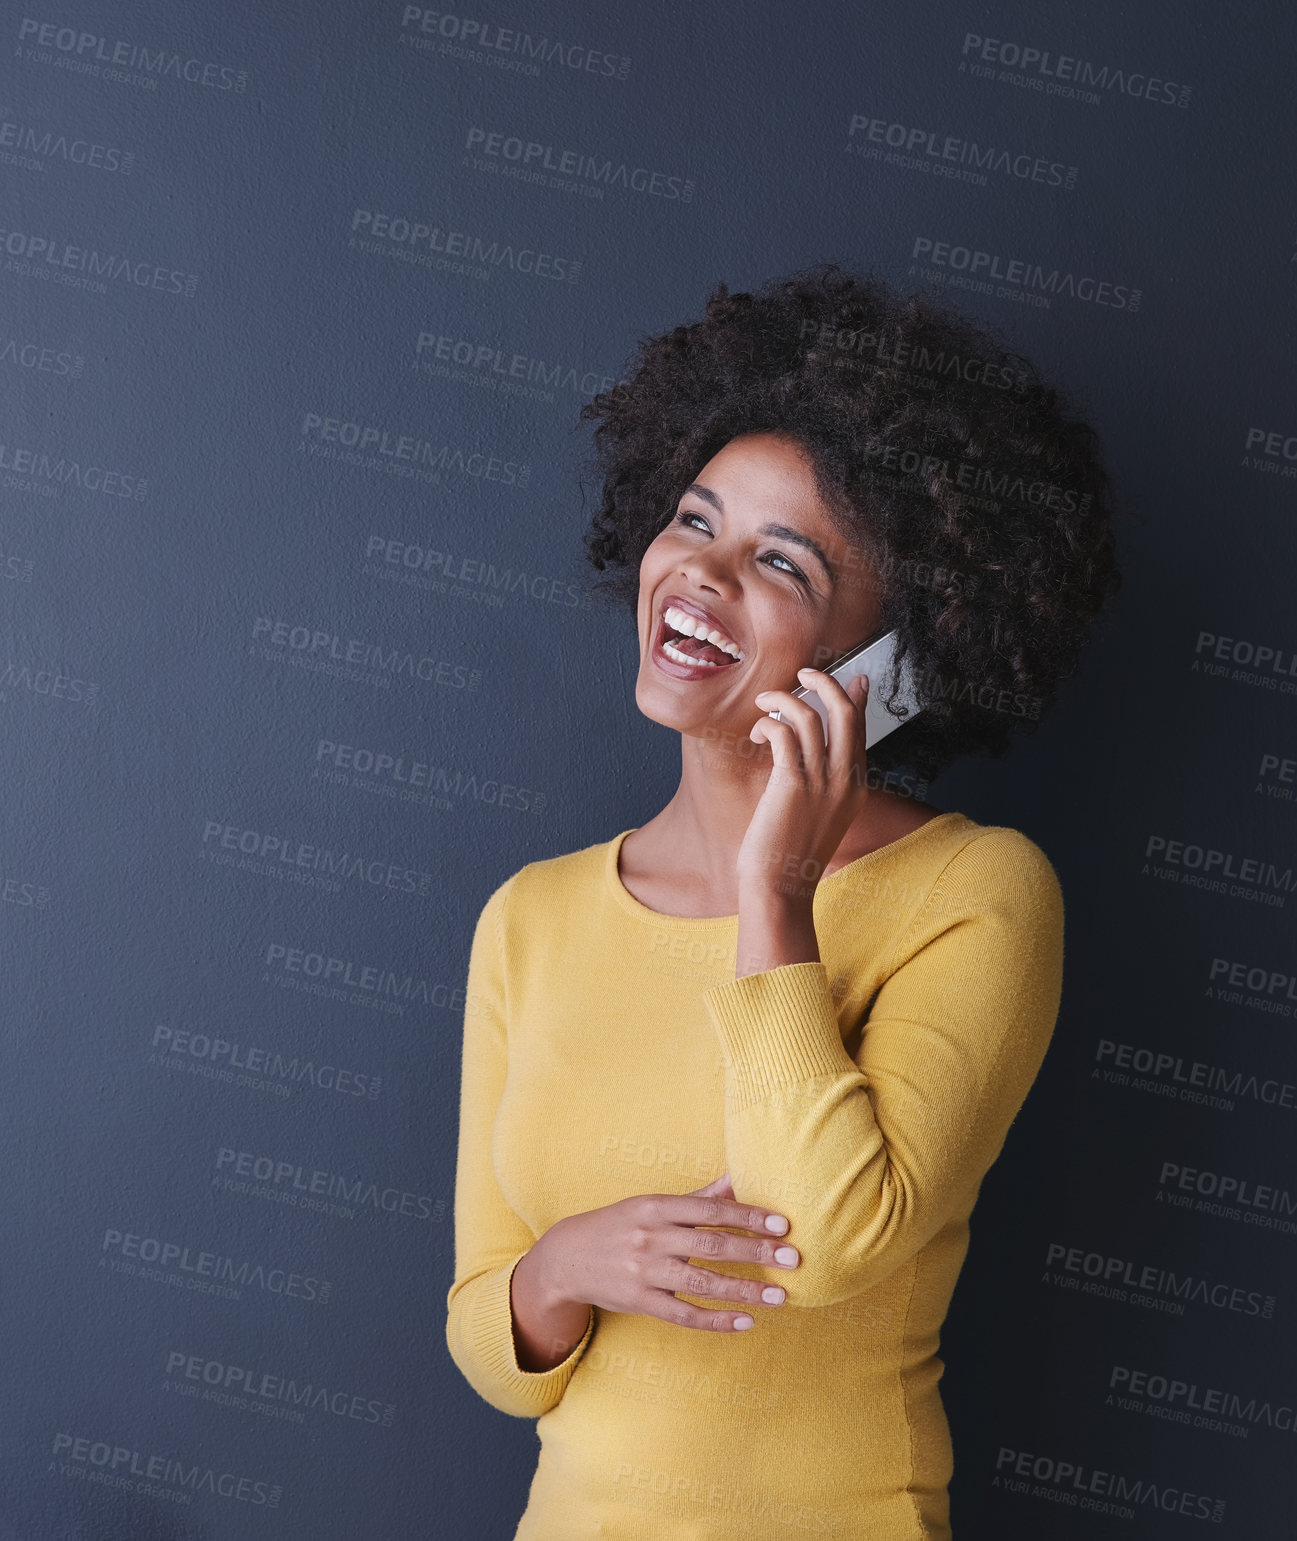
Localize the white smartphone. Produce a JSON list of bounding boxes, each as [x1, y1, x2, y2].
[[767, 628, 921, 748]]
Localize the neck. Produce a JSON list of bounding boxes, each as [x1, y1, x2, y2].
[[652, 730, 772, 886], [630, 728, 938, 892]]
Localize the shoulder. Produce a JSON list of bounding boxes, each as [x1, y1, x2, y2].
[[885, 821, 1066, 1007], [471, 831, 617, 941], [939, 821, 1062, 894], [912, 819, 1065, 935]]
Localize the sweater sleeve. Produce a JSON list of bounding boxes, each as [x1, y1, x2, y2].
[[443, 874, 595, 1418], [699, 828, 1065, 1309]]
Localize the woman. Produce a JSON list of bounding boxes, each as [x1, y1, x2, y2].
[[444, 263, 1120, 1538]]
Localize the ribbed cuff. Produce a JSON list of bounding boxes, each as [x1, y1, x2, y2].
[[701, 961, 858, 1112], [470, 1251, 595, 1414]]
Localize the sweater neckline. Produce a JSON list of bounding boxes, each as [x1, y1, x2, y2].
[[604, 810, 970, 926]]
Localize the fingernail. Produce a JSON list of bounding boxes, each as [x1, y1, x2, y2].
[[761, 1286, 785, 1305], [764, 1215, 789, 1234], [774, 1246, 799, 1267], [733, 1314, 755, 1330]]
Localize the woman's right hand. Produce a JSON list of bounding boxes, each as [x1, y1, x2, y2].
[[529, 1172, 800, 1334]]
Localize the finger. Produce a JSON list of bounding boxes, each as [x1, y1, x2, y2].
[[783, 680, 832, 784], [681, 1218, 800, 1271], [662, 1258, 788, 1310], [642, 1288, 761, 1333], [751, 703, 819, 799], [649, 1192, 790, 1239], [747, 701, 799, 755], [750, 686, 818, 741], [799, 666, 868, 782], [853, 671, 871, 779]]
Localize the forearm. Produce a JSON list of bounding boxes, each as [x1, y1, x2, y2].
[[707, 841, 1066, 1306], [509, 1225, 593, 1372], [707, 963, 910, 1306]]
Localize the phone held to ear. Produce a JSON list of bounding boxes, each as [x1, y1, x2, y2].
[[767, 628, 921, 749]]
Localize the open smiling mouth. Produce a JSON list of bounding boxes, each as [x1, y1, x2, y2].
[[654, 607, 744, 672]]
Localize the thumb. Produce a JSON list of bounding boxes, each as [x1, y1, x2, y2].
[[686, 1172, 735, 1199]]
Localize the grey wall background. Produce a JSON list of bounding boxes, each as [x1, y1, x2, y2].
[[4, 0, 1296, 1535]]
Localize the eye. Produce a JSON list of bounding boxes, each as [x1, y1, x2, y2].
[[672, 510, 809, 585], [763, 549, 808, 581]]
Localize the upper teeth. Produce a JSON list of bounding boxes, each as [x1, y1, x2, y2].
[[663, 606, 743, 660]]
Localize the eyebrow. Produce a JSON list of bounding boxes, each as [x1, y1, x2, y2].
[[683, 482, 837, 584]]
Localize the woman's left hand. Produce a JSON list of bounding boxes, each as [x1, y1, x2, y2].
[[739, 668, 871, 908]]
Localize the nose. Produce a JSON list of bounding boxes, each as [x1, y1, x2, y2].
[[678, 541, 740, 597]]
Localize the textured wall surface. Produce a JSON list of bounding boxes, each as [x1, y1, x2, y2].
[[3, 1, 1295, 1535]]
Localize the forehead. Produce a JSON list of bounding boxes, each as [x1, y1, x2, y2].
[[693, 434, 825, 508]]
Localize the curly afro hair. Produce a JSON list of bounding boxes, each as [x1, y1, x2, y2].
[[577, 261, 1122, 785]]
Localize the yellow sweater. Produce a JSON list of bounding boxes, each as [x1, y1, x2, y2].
[[445, 810, 1065, 1539]]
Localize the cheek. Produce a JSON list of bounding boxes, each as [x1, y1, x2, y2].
[[640, 532, 669, 572], [634, 585, 654, 646], [755, 610, 814, 668], [636, 540, 670, 620]]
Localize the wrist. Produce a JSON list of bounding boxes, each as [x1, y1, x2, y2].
[[526, 1220, 580, 1313], [739, 883, 816, 920], [509, 1225, 591, 1374], [736, 893, 820, 976]]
